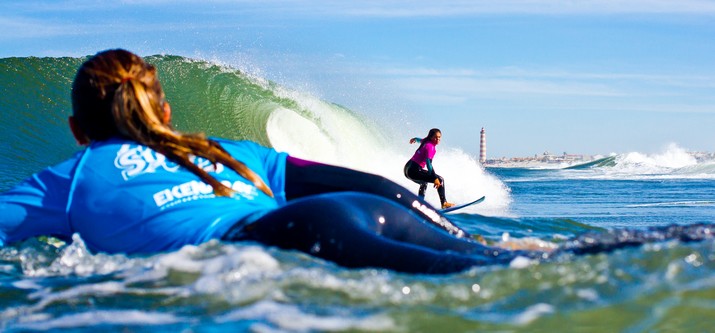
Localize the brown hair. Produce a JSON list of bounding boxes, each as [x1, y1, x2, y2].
[[417, 128, 441, 151], [71, 49, 273, 197]]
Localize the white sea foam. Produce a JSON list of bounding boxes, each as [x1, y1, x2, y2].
[[555, 143, 715, 181], [513, 303, 555, 325], [612, 143, 698, 173], [216, 300, 395, 331], [19, 234, 137, 278], [13, 310, 185, 330]]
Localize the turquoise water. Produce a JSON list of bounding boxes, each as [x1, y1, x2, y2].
[[2, 56, 715, 332]]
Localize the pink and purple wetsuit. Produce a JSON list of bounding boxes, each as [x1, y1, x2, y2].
[[403, 138, 448, 205]]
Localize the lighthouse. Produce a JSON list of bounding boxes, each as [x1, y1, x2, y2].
[[479, 127, 486, 164]]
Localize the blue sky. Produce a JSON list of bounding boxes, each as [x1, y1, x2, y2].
[[2, 0, 715, 157]]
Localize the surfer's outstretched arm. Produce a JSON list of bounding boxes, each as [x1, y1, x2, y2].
[[284, 156, 469, 237]]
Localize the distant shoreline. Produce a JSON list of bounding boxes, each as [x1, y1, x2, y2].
[[483, 151, 715, 169], [483, 151, 601, 169]]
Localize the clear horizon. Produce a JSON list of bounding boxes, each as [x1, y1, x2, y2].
[[2, 1, 714, 157]]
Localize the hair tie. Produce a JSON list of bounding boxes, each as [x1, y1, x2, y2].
[[120, 76, 132, 84]]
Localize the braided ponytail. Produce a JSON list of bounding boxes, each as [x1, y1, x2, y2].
[[72, 49, 273, 197]]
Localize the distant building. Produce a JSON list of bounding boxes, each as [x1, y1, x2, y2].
[[479, 127, 486, 164]]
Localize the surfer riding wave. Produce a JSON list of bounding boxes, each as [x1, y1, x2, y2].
[[404, 128, 455, 209]]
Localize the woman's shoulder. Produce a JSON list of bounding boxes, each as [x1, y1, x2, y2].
[[423, 141, 437, 153], [211, 137, 269, 150], [211, 138, 287, 158]]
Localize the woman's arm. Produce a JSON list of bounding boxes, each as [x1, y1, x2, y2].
[[284, 156, 469, 237], [425, 158, 434, 175], [0, 163, 75, 246]]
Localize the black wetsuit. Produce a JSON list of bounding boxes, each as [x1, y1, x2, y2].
[[404, 160, 446, 202], [224, 157, 514, 274]]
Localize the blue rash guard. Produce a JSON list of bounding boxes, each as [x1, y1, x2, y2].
[[0, 138, 287, 254]]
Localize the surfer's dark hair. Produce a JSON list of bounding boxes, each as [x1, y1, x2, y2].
[[71, 49, 273, 198], [417, 128, 441, 151]]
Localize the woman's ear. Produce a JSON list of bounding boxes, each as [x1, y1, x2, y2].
[[162, 102, 172, 124], [68, 116, 90, 145]]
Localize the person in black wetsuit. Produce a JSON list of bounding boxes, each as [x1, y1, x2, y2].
[[404, 128, 455, 209]]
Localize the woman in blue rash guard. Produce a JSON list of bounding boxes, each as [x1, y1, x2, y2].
[[0, 49, 525, 274]]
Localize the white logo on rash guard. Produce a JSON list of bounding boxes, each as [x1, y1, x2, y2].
[[113, 144, 259, 208], [153, 180, 259, 208], [114, 144, 224, 180]]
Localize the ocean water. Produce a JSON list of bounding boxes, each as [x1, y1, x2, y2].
[[1, 55, 715, 332]]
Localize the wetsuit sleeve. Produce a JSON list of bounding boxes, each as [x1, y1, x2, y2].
[[0, 159, 76, 246], [284, 156, 470, 237], [284, 156, 398, 200], [425, 142, 436, 175], [426, 158, 434, 175]]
